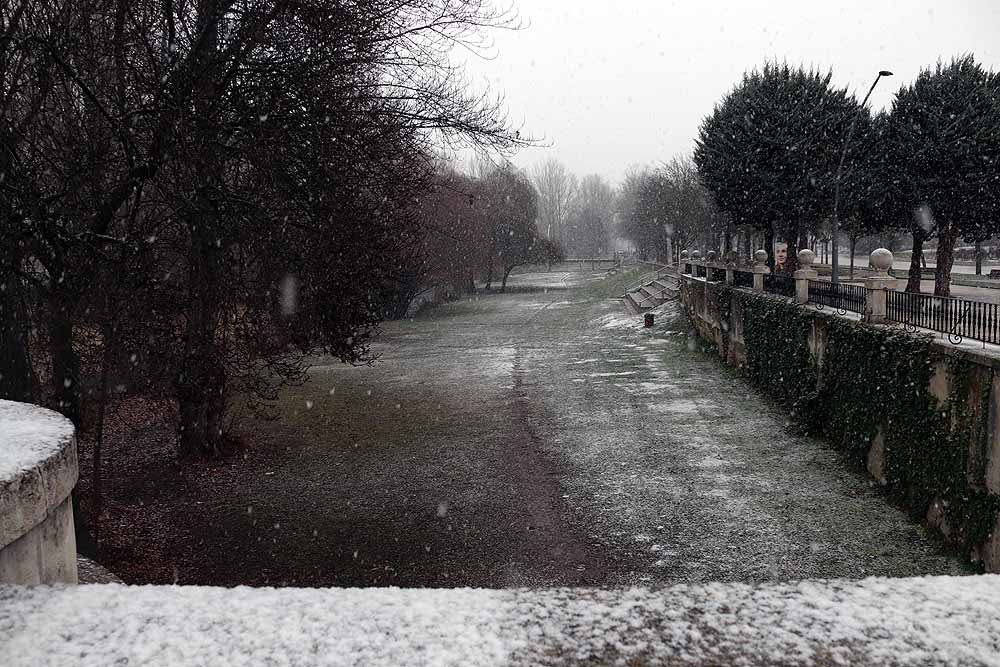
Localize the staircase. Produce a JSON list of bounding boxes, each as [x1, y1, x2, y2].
[[623, 265, 681, 313]]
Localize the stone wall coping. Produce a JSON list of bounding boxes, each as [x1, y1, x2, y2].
[[682, 274, 1000, 368], [4, 576, 1000, 665], [0, 401, 78, 548]]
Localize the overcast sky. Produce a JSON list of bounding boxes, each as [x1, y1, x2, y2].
[[456, 0, 1000, 185]]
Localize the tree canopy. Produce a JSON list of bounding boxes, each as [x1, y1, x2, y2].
[[694, 63, 859, 271]]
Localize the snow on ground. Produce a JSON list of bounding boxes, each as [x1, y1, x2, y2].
[[503, 271, 605, 290], [3, 577, 1000, 666], [0, 400, 74, 481], [539, 300, 965, 584], [593, 313, 642, 330]]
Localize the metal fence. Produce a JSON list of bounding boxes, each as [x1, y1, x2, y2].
[[808, 280, 867, 315], [695, 264, 706, 278], [709, 267, 727, 282], [886, 290, 1000, 345], [733, 270, 754, 289], [763, 273, 795, 298]]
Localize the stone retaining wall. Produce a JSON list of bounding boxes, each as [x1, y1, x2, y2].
[[0, 401, 78, 584], [679, 276, 1000, 571]]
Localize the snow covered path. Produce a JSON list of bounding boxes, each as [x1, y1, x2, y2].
[[4, 576, 1000, 666], [105, 269, 966, 588], [480, 272, 965, 584]]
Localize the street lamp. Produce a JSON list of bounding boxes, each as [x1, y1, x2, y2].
[[831, 70, 893, 284]]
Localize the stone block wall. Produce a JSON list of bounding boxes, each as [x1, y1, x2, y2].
[[679, 277, 1000, 571]]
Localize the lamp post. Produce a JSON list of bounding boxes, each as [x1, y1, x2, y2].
[[831, 70, 893, 284]]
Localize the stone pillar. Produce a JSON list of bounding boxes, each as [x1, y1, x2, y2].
[[794, 249, 818, 304], [680, 250, 690, 275], [692, 250, 702, 279], [865, 248, 897, 323], [752, 249, 770, 292]]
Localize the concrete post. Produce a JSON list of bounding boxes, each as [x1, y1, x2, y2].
[[680, 250, 690, 275], [752, 249, 770, 292], [865, 248, 897, 323], [794, 249, 818, 304]]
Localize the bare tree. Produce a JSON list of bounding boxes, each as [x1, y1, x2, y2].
[[530, 158, 577, 250], [1, 0, 534, 461], [567, 174, 614, 257]]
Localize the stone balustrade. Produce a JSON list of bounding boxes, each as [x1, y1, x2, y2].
[[680, 247, 901, 321], [0, 400, 78, 584]]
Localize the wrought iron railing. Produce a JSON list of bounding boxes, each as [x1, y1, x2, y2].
[[695, 264, 707, 278], [709, 266, 727, 282], [733, 270, 754, 289], [886, 290, 1000, 345], [808, 280, 866, 315], [763, 272, 795, 298]]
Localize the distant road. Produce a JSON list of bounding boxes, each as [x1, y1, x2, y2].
[[822, 254, 1000, 275]]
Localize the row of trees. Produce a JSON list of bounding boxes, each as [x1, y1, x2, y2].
[[392, 162, 561, 313], [0, 0, 529, 480], [616, 157, 728, 261], [690, 57, 1000, 296], [530, 159, 616, 257]]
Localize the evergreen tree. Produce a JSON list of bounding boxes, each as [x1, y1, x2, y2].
[[695, 63, 859, 272], [886, 55, 1000, 296]]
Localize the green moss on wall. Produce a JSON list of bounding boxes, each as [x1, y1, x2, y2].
[[720, 287, 1000, 561]]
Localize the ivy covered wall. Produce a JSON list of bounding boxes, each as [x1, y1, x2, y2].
[[681, 279, 1000, 570]]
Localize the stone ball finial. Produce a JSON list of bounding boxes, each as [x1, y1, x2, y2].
[[706, 250, 717, 262], [870, 248, 893, 273], [680, 250, 689, 260], [754, 249, 768, 265], [797, 248, 816, 267], [691, 250, 701, 260]]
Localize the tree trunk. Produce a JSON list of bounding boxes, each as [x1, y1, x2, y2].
[[92, 325, 113, 545], [176, 0, 227, 460], [49, 292, 80, 426], [975, 240, 983, 275], [934, 224, 959, 297], [764, 227, 775, 270], [177, 226, 226, 460], [484, 261, 493, 290], [0, 267, 32, 402], [783, 230, 799, 274], [906, 229, 924, 293], [500, 266, 513, 292], [849, 236, 857, 280]]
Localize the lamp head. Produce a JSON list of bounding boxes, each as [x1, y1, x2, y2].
[[878, 70, 894, 77]]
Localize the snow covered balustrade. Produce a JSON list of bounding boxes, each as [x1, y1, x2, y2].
[[679, 257, 1000, 572], [0, 401, 78, 584], [4, 576, 1000, 664]]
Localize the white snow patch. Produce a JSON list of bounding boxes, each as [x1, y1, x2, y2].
[[0, 400, 74, 481], [4, 578, 1000, 666], [594, 313, 641, 330], [650, 400, 701, 415]]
